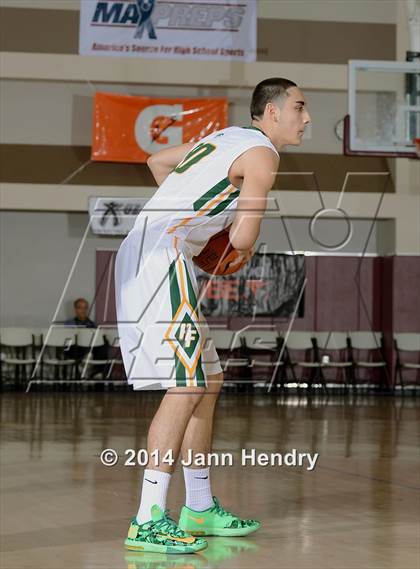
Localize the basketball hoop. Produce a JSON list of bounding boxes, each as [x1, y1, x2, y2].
[[346, 61, 420, 158], [415, 138, 420, 158]]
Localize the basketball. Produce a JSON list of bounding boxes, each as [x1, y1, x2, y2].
[[192, 225, 253, 276]]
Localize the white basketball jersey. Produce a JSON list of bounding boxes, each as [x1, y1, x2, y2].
[[132, 125, 278, 255]]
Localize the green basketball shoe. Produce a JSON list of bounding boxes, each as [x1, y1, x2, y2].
[[124, 504, 208, 554], [178, 496, 261, 537]]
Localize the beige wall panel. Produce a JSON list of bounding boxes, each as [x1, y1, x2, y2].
[[0, 79, 346, 154], [1, 52, 348, 90], [1, 6, 395, 63], [0, 0, 80, 9], [257, 0, 396, 23]]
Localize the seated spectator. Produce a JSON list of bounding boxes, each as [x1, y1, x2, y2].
[[65, 298, 96, 328], [64, 299, 107, 385]]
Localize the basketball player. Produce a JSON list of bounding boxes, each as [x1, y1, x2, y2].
[[115, 78, 311, 553]]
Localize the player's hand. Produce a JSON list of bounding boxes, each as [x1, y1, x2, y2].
[[239, 247, 255, 261], [236, 246, 254, 261], [218, 245, 254, 275]]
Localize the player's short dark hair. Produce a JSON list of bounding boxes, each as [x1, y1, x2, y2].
[[74, 298, 88, 308], [250, 77, 297, 119]]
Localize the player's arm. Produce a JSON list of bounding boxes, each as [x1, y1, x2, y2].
[[146, 142, 195, 186], [229, 147, 279, 252]]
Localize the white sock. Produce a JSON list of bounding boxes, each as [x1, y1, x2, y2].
[[183, 466, 213, 511], [136, 469, 171, 525]]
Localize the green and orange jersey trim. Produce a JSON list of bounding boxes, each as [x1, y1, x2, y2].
[[166, 176, 239, 236]]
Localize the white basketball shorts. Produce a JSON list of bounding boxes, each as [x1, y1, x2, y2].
[[114, 228, 222, 390]]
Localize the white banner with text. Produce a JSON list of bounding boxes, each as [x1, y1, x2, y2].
[[79, 0, 257, 61]]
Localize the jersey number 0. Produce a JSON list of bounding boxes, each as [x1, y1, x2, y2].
[[174, 143, 216, 173]]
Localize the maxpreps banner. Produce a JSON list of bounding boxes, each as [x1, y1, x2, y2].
[[79, 0, 257, 61], [91, 92, 227, 162]]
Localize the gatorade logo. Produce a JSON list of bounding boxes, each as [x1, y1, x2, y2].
[[135, 104, 183, 154]]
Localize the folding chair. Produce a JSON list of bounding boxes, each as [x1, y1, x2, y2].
[[77, 328, 109, 385], [315, 332, 353, 391], [283, 331, 327, 394], [0, 328, 37, 389], [347, 331, 388, 391], [394, 333, 420, 393], [101, 326, 125, 383], [240, 328, 285, 391], [39, 326, 78, 386], [211, 329, 249, 390]]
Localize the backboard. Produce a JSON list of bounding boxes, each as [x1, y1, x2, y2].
[[345, 59, 420, 158]]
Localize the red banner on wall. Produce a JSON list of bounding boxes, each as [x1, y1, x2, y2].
[[91, 92, 228, 164]]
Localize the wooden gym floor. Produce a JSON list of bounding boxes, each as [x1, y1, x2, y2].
[[1, 391, 419, 569]]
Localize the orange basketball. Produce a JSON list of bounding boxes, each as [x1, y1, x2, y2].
[[192, 226, 253, 276]]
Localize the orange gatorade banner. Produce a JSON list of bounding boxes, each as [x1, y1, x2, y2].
[[91, 92, 228, 163]]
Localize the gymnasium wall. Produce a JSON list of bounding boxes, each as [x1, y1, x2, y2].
[[0, 209, 406, 328], [1, 2, 418, 234], [0, 81, 353, 154]]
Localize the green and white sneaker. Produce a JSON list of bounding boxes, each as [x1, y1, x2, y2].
[[124, 504, 208, 554], [178, 496, 261, 537]]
